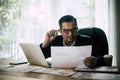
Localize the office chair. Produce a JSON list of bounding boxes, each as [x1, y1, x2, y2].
[[78, 27, 112, 66]]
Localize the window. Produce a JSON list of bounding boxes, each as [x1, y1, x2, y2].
[[0, 0, 110, 63]]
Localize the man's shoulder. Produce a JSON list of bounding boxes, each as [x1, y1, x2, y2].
[[55, 35, 63, 40], [51, 35, 63, 46], [75, 34, 92, 45], [53, 35, 63, 42]]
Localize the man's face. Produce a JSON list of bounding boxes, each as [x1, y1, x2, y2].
[[60, 22, 78, 45]]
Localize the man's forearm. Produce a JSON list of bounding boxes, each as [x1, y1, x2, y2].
[[41, 40, 51, 48], [40, 44, 51, 58]]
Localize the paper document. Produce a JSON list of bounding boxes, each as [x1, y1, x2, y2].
[[51, 45, 92, 68], [75, 66, 119, 73], [2, 65, 40, 72], [0, 75, 40, 80], [0, 64, 14, 70], [31, 67, 76, 76]]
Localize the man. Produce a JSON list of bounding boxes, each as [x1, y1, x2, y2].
[[40, 15, 105, 68]]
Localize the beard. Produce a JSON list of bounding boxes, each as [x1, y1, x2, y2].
[[63, 34, 78, 46], [65, 37, 75, 45]]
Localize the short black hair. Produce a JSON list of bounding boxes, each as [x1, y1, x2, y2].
[[58, 15, 77, 29]]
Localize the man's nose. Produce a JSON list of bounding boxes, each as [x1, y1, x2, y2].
[[68, 31, 73, 36]]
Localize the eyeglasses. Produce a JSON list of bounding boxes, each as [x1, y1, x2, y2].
[[60, 28, 78, 34]]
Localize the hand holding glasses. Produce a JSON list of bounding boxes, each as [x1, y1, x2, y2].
[[47, 28, 78, 41], [42, 28, 78, 48], [42, 30, 58, 48]]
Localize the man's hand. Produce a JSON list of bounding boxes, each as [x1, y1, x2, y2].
[[42, 30, 58, 48], [83, 56, 97, 68]]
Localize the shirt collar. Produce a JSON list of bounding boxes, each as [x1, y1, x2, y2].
[[63, 40, 76, 46]]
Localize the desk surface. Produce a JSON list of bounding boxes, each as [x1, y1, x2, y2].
[[1, 68, 120, 80], [0, 60, 120, 80], [0, 71, 77, 80]]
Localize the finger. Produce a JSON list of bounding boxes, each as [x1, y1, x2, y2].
[[49, 30, 58, 36], [47, 32, 51, 38], [48, 31, 53, 37], [91, 59, 97, 65], [85, 62, 90, 66], [54, 31, 58, 36], [83, 57, 91, 63]]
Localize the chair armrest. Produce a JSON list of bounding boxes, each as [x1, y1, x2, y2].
[[103, 55, 113, 66]]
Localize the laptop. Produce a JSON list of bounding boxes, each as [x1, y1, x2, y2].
[[20, 43, 49, 67], [51, 45, 92, 68]]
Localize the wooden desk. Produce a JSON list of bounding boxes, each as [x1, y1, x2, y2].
[[0, 68, 120, 80], [0, 60, 120, 80], [0, 71, 77, 80]]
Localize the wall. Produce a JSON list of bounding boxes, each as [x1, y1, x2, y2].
[[116, 0, 120, 70]]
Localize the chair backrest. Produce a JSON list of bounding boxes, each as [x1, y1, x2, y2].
[[78, 27, 112, 66], [78, 27, 108, 54]]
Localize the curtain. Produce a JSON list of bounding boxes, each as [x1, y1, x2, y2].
[[0, 0, 110, 63]]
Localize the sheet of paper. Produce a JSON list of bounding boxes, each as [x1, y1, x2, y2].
[[2, 64, 40, 72], [51, 45, 92, 68], [31, 67, 76, 76], [0, 64, 14, 70], [0, 75, 41, 80], [72, 70, 120, 79], [1, 64, 75, 77], [75, 66, 119, 73]]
